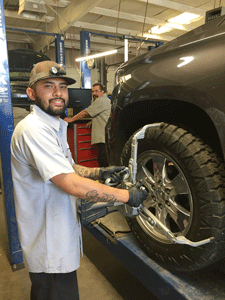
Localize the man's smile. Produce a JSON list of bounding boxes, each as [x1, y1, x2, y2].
[[49, 98, 65, 106]]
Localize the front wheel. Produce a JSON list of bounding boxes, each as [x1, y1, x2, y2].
[[121, 123, 225, 271]]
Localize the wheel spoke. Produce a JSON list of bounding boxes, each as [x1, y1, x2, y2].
[[162, 160, 170, 185], [160, 208, 168, 226], [142, 176, 155, 196], [155, 207, 163, 223], [142, 165, 155, 185], [170, 173, 189, 195], [152, 155, 167, 183], [145, 199, 158, 210], [165, 199, 190, 231]]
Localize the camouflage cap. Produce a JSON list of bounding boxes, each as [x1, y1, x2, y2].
[[29, 60, 76, 87]]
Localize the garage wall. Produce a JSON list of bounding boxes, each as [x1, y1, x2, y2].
[[13, 107, 30, 128], [7, 42, 29, 51]]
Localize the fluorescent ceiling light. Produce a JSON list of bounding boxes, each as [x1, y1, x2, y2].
[[150, 25, 172, 34], [148, 22, 185, 36], [166, 23, 185, 30], [75, 49, 117, 62], [143, 33, 164, 40], [168, 12, 201, 25]]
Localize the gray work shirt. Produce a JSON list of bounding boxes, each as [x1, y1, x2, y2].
[[86, 93, 111, 144], [11, 105, 82, 273]]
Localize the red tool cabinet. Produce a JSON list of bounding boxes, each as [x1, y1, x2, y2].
[[67, 121, 99, 168]]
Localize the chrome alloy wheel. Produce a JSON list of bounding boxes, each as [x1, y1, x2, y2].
[[136, 150, 193, 244]]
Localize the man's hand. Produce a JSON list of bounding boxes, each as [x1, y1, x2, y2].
[[64, 117, 74, 123], [85, 121, 92, 128], [99, 166, 126, 182], [127, 183, 148, 207]]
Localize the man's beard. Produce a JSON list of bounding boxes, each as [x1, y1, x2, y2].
[[36, 96, 67, 117]]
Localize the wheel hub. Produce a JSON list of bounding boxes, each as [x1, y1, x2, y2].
[[155, 188, 167, 204]]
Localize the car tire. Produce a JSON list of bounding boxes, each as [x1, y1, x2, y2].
[[120, 123, 225, 271]]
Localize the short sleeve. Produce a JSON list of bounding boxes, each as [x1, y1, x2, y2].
[[86, 98, 105, 117], [20, 125, 74, 182]]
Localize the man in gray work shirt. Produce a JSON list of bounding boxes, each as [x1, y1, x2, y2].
[[64, 83, 111, 167], [11, 61, 148, 300]]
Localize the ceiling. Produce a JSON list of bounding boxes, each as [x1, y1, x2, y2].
[[4, 0, 225, 58]]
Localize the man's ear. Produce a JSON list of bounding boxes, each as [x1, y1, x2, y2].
[[26, 87, 36, 101]]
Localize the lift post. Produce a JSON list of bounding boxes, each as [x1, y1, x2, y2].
[[0, 0, 23, 270], [55, 34, 66, 69], [80, 30, 92, 89]]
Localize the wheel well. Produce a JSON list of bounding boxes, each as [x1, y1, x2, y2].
[[120, 99, 223, 159]]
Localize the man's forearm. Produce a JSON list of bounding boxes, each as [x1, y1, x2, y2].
[[51, 172, 129, 204], [73, 164, 99, 180], [71, 109, 89, 122]]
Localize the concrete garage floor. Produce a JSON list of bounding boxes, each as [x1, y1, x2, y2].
[[0, 188, 158, 300]]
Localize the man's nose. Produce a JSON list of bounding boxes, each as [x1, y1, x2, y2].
[[53, 86, 62, 97]]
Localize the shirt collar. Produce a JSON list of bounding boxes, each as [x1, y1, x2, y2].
[[32, 105, 68, 132]]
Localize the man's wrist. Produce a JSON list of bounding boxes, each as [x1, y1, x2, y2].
[[72, 115, 78, 122], [98, 168, 101, 180]]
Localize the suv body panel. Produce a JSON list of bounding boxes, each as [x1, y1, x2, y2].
[[106, 16, 225, 164]]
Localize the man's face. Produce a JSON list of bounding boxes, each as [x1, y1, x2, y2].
[[92, 85, 104, 100], [27, 78, 69, 118]]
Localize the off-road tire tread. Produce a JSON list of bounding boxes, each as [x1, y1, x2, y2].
[[121, 123, 225, 271]]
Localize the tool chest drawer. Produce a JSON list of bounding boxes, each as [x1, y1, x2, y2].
[[67, 122, 99, 167]]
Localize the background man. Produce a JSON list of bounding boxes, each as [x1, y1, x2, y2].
[[11, 61, 148, 300], [64, 83, 111, 167]]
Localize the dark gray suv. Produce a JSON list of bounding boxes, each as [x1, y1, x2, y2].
[[106, 15, 225, 272]]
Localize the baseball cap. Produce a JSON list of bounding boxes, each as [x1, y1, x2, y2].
[[28, 60, 76, 87]]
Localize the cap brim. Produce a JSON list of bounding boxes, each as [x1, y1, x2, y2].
[[63, 76, 76, 85], [29, 75, 76, 87]]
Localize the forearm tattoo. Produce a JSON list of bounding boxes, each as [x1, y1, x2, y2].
[[85, 190, 117, 203], [74, 164, 99, 180]]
